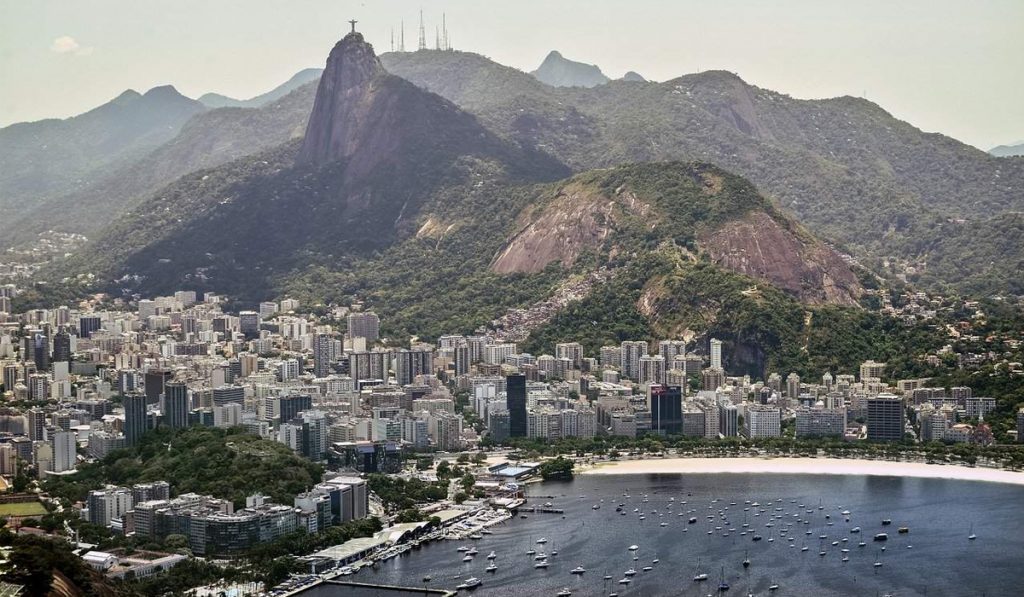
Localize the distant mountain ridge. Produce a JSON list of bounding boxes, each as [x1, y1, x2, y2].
[[1, 81, 319, 244], [0, 85, 204, 215], [58, 32, 569, 300], [990, 141, 1024, 157], [5, 44, 1023, 298], [380, 50, 1024, 296], [198, 68, 322, 108]]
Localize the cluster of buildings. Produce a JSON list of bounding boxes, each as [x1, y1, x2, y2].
[[82, 476, 367, 557], [0, 283, 1017, 495]]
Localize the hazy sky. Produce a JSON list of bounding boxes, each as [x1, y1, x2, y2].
[[1, 0, 1021, 149]]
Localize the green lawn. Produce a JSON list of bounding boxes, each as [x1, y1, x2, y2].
[[0, 501, 48, 517]]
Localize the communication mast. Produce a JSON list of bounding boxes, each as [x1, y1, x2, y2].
[[417, 9, 426, 50], [442, 13, 450, 51]]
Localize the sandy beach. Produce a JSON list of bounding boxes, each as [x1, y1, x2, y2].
[[581, 456, 1024, 486]]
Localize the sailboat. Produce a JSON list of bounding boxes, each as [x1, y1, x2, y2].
[[968, 523, 977, 540], [718, 566, 730, 592], [693, 557, 708, 582], [742, 550, 750, 568]]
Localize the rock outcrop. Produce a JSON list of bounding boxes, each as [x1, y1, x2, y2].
[[297, 32, 388, 167], [530, 50, 610, 88], [701, 211, 861, 305], [491, 163, 862, 307]]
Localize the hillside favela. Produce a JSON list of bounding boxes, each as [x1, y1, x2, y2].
[[0, 2, 1023, 596]]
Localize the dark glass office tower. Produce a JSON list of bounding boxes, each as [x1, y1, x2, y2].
[[163, 382, 190, 429], [124, 393, 148, 445], [650, 385, 683, 435], [506, 374, 527, 437]]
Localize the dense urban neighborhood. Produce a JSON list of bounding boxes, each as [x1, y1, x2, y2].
[[0, 275, 1023, 594]]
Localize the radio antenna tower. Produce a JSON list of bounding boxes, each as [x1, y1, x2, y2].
[[418, 9, 426, 50], [442, 13, 449, 51], [390, 28, 394, 52], [435, 26, 440, 50], [400, 20, 405, 52]]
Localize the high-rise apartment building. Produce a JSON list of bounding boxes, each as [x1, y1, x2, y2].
[[620, 341, 648, 380], [746, 405, 782, 438], [795, 407, 846, 438], [555, 342, 584, 371], [313, 333, 334, 378], [709, 338, 723, 371], [87, 486, 133, 527], [860, 360, 886, 382], [52, 430, 77, 472], [394, 348, 433, 386], [786, 372, 801, 399], [638, 354, 666, 385], [346, 312, 380, 343]]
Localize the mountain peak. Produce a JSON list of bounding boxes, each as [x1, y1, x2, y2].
[[111, 89, 143, 105], [531, 50, 609, 88], [143, 84, 187, 100], [296, 31, 386, 165]]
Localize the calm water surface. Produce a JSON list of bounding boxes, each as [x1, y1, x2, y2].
[[361, 473, 1024, 596]]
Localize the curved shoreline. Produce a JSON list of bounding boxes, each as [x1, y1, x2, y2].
[[580, 456, 1024, 486]]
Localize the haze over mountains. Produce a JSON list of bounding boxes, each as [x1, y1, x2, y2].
[[5, 33, 1023, 317], [990, 141, 1024, 158], [198, 68, 323, 109], [0, 85, 203, 216]]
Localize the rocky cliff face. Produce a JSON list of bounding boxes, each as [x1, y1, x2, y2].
[[297, 32, 388, 168], [491, 182, 619, 274], [701, 211, 861, 305]]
